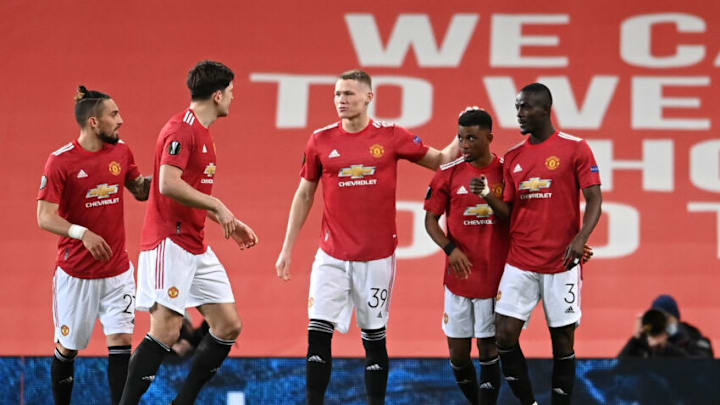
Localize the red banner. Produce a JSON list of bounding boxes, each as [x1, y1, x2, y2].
[[2, 0, 718, 357]]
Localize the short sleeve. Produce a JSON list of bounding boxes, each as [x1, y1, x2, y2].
[[37, 155, 65, 203], [123, 144, 141, 182], [394, 125, 429, 162], [300, 134, 322, 181], [502, 157, 516, 203], [575, 140, 602, 189], [423, 169, 450, 216], [160, 125, 194, 171]]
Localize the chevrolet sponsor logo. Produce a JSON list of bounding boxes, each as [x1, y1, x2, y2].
[[338, 165, 375, 179], [464, 204, 493, 218], [86, 184, 119, 199], [519, 177, 552, 192]]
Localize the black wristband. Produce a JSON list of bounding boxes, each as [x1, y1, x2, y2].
[[443, 241, 457, 256]]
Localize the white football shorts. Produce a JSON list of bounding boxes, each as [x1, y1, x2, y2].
[[136, 237, 234, 314], [442, 286, 496, 339], [308, 248, 396, 334], [494, 263, 581, 328], [52, 264, 135, 350]]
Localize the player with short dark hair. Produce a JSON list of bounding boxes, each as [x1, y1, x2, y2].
[[37, 85, 150, 405], [120, 60, 258, 405], [424, 107, 507, 404], [275, 69, 459, 405], [471, 83, 602, 405]]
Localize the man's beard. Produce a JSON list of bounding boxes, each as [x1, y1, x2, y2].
[[463, 154, 476, 162], [99, 130, 119, 145]]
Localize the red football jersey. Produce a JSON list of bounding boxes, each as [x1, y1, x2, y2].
[[38, 140, 140, 279], [424, 155, 509, 298], [502, 131, 601, 273], [301, 120, 429, 261], [140, 109, 217, 254]]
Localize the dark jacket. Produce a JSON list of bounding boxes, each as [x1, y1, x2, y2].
[[618, 336, 688, 358], [669, 321, 714, 358]]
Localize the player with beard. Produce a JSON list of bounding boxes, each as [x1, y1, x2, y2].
[[121, 60, 258, 405], [471, 83, 602, 405], [37, 86, 150, 405]]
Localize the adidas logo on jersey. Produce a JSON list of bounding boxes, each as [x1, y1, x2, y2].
[[307, 355, 326, 364], [77, 169, 88, 178], [456, 186, 468, 194], [202, 144, 208, 153], [328, 149, 340, 158], [513, 164, 523, 173], [565, 306, 575, 314], [366, 363, 383, 371]]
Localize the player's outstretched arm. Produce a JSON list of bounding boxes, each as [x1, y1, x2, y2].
[[275, 178, 318, 281], [563, 185, 602, 269], [37, 200, 113, 261], [469, 175, 511, 221], [159, 164, 236, 238], [414, 137, 460, 170], [424, 211, 471, 279], [126, 175, 152, 201]]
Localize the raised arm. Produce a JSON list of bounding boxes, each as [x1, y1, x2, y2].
[[159, 164, 236, 239], [37, 200, 112, 261], [414, 137, 460, 170], [275, 178, 319, 281], [469, 175, 512, 222]]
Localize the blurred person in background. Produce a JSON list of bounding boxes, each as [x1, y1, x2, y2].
[[650, 294, 713, 358], [618, 308, 687, 358]]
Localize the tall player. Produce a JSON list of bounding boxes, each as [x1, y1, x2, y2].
[[274, 69, 458, 405], [120, 61, 258, 405], [424, 107, 507, 405], [37, 86, 150, 405], [471, 83, 602, 405]]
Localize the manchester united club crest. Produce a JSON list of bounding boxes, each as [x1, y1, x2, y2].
[[61, 325, 70, 336], [109, 161, 122, 176], [492, 183, 503, 198], [443, 313, 449, 324], [168, 286, 179, 299], [308, 297, 314, 309], [496, 290, 502, 302], [545, 156, 560, 170], [369, 144, 384, 158]]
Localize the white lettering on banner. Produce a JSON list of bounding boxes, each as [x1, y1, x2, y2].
[[690, 140, 720, 192], [368, 76, 432, 127], [621, 13, 706, 68], [687, 203, 720, 259], [588, 140, 673, 192], [538, 76, 618, 129], [345, 13, 478, 67], [632, 76, 710, 130], [396, 200, 441, 259], [483, 76, 618, 130], [227, 391, 245, 405], [249, 74, 335, 128], [490, 14, 569, 67], [581, 202, 639, 258]]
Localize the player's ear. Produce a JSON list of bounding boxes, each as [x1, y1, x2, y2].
[[487, 132, 494, 143], [212, 89, 223, 104], [87, 116, 98, 129], [365, 91, 374, 105]]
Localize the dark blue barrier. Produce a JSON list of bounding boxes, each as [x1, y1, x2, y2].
[[2, 357, 718, 404]]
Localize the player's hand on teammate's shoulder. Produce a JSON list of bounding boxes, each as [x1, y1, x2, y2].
[[81, 230, 113, 261], [448, 248, 472, 280], [275, 252, 291, 281], [230, 219, 258, 250]]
